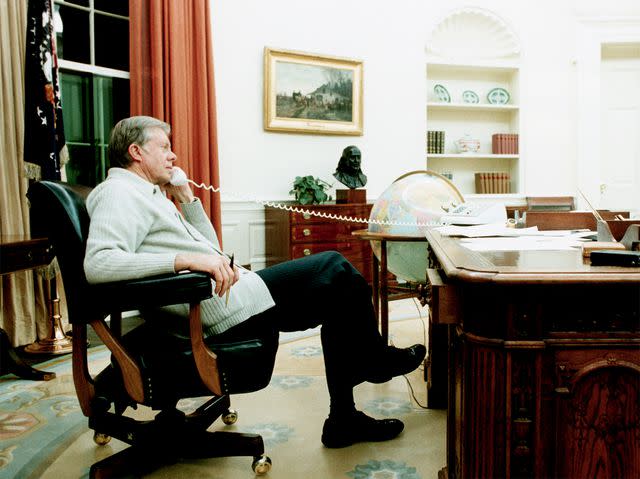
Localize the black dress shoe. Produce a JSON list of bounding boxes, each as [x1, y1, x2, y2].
[[321, 411, 404, 448], [366, 344, 426, 384]]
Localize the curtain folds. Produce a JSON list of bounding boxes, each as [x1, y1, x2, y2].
[[0, 0, 48, 346], [130, 0, 222, 240]]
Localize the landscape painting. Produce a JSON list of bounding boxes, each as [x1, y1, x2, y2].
[[264, 48, 363, 135]]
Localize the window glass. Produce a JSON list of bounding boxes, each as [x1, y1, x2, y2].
[[94, 0, 128, 16], [60, 72, 129, 186], [56, 5, 90, 63], [93, 76, 130, 172], [95, 14, 129, 71], [60, 72, 92, 143], [55, 0, 130, 186]]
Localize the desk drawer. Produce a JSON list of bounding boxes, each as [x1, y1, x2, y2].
[[290, 205, 372, 225], [290, 223, 362, 242], [426, 268, 459, 324], [291, 241, 369, 258]]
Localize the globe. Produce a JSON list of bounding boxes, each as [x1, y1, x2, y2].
[[368, 170, 464, 282]]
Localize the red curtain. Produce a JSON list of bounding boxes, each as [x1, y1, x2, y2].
[[129, 0, 222, 240]]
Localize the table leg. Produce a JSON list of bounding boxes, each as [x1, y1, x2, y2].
[[23, 276, 72, 355], [372, 251, 380, 330], [380, 239, 389, 344], [0, 328, 56, 381]]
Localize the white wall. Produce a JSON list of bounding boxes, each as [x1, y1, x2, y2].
[[212, 0, 640, 201], [211, 0, 640, 263], [211, 0, 429, 203]]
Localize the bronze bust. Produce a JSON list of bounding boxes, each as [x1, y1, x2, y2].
[[333, 146, 367, 189]]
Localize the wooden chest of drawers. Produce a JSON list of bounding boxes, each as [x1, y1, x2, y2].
[[265, 203, 374, 283]]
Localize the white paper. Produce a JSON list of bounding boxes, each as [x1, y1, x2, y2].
[[458, 236, 585, 252], [435, 223, 540, 238], [435, 223, 594, 239]]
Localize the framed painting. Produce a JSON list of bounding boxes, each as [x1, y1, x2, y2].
[[263, 47, 363, 135]]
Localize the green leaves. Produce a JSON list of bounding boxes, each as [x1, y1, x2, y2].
[[289, 175, 333, 205]]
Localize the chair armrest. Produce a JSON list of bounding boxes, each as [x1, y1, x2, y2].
[[91, 271, 213, 313], [84, 272, 214, 406]]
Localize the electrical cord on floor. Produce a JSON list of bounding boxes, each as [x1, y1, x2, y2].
[[388, 297, 430, 409], [403, 373, 429, 410]]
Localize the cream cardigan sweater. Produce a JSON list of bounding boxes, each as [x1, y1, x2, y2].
[[84, 168, 274, 337]]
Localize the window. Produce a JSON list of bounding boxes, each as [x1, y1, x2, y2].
[[54, 0, 130, 186]]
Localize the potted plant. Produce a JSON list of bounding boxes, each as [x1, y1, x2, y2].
[[289, 176, 333, 205]]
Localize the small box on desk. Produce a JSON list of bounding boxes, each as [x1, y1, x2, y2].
[[590, 250, 640, 267], [336, 189, 366, 204]]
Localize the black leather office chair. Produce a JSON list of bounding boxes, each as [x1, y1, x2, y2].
[[27, 180, 278, 477]]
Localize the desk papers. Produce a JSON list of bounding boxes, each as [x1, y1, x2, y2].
[[433, 224, 594, 252]]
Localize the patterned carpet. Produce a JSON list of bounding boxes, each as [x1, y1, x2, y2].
[[1, 302, 446, 478]]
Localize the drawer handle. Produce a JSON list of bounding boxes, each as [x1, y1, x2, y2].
[[303, 248, 311, 256], [303, 228, 311, 236], [303, 212, 311, 220]]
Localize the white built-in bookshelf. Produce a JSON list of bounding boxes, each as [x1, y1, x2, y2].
[[426, 7, 522, 198]]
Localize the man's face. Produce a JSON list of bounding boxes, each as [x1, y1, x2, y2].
[[137, 128, 176, 185]]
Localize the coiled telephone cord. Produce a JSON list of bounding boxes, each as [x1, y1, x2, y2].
[[188, 179, 440, 229]]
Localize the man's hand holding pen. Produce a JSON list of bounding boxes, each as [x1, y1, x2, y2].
[[174, 252, 239, 298]]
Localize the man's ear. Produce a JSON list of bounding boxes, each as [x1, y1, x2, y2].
[[128, 143, 144, 162]]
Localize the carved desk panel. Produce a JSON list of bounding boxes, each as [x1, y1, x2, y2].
[[425, 229, 640, 479]]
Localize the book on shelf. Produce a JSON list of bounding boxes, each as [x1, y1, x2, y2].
[[427, 130, 445, 154], [491, 133, 519, 155], [475, 172, 511, 194]]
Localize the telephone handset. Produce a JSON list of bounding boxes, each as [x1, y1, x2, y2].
[[169, 167, 189, 186]]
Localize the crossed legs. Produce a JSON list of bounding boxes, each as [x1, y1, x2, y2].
[[215, 251, 425, 447]]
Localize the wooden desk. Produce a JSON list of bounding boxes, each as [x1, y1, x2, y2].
[[0, 236, 57, 380], [425, 229, 640, 478]]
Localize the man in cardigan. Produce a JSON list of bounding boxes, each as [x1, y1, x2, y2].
[[84, 116, 426, 448]]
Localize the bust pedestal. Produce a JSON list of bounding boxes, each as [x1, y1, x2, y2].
[[336, 189, 366, 204]]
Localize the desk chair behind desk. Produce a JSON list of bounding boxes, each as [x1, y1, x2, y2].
[[27, 180, 277, 477]]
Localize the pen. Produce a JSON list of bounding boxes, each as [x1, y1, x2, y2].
[[225, 253, 234, 307]]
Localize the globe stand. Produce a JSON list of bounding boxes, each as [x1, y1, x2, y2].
[[351, 229, 429, 344], [336, 189, 366, 204]]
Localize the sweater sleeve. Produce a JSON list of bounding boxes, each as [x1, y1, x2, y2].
[[84, 183, 177, 284], [180, 198, 220, 248]]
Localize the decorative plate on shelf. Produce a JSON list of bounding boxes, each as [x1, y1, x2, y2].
[[461, 90, 479, 104], [433, 84, 451, 103], [487, 87, 510, 105]]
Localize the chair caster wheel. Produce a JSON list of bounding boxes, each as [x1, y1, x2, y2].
[[252, 455, 272, 475], [222, 408, 238, 425], [93, 432, 111, 445]]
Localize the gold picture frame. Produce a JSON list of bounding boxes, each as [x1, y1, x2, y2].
[[263, 47, 363, 135]]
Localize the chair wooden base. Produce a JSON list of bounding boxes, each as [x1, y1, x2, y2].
[[90, 431, 265, 479]]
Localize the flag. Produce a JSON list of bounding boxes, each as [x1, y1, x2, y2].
[[24, 0, 67, 181]]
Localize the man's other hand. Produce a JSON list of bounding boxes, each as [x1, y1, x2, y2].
[[174, 253, 240, 297]]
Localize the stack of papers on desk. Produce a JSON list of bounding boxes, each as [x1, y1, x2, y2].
[[434, 223, 594, 252]]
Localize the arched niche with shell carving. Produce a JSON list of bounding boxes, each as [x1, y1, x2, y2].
[[425, 7, 523, 198], [427, 7, 521, 62]]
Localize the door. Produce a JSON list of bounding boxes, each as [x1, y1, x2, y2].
[[599, 44, 640, 212]]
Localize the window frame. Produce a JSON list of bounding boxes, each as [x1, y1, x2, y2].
[[54, 0, 130, 186]]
